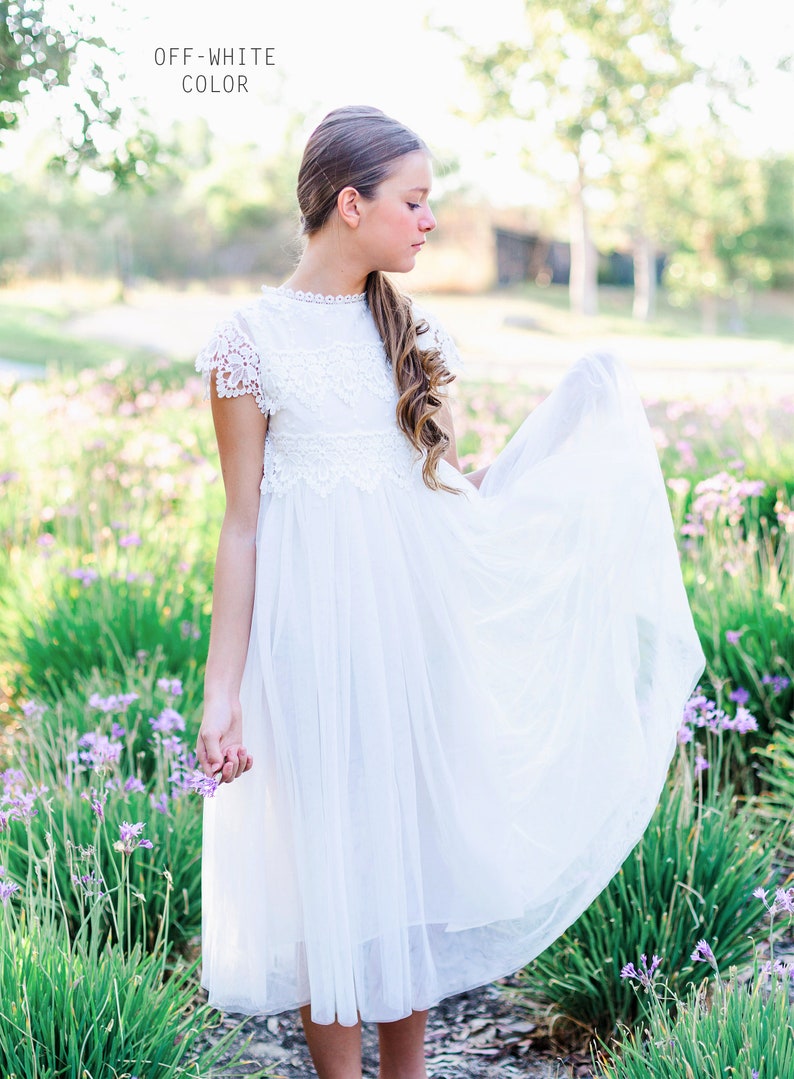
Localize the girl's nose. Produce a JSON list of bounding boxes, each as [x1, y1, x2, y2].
[[420, 208, 437, 232]]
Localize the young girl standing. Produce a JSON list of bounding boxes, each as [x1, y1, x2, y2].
[[195, 105, 705, 1079]]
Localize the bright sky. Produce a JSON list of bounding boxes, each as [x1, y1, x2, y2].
[[3, 0, 792, 204]]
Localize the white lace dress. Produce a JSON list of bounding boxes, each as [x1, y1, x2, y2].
[[195, 284, 705, 1026]]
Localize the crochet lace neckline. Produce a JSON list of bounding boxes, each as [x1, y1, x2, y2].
[[264, 285, 367, 305]]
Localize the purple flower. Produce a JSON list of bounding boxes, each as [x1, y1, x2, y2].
[[88, 692, 139, 714], [0, 879, 20, 906], [180, 621, 201, 641], [123, 776, 146, 794], [762, 674, 791, 695], [156, 677, 183, 698], [677, 725, 694, 745], [113, 820, 154, 855], [20, 699, 47, 720], [118, 533, 142, 547], [78, 731, 122, 772], [187, 771, 220, 798], [150, 792, 169, 815], [111, 722, 127, 739], [66, 567, 99, 586], [82, 787, 108, 821], [732, 707, 758, 735], [728, 687, 750, 706], [691, 939, 717, 969], [774, 888, 794, 915], [71, 870, 104, 898], [694, 755, 709, 776], [620, 953, 662, 990], [149, 707, 185, 734], [725, 629, 744, 645]]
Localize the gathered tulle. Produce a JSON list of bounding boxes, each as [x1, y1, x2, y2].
[[200, 338, 705, 1026]]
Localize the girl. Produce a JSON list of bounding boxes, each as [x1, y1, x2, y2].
[[195, 105, 705, 1079]]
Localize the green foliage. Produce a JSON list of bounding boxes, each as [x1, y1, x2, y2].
[[514, 761, 776, 1034], [0, 873, 262, 1078], [2, 662, 206, 952], [755, 719, 794, 867], [599, 974, 794, 1079]]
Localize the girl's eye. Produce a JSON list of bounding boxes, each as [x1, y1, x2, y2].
[[407, 203, 420, 210]]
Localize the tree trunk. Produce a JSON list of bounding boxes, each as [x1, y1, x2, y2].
[[632, 231, 657, 321], [568, 165, 598, 316]]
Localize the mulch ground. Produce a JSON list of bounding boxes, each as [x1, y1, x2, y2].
[[209, 979, 601, 1079]]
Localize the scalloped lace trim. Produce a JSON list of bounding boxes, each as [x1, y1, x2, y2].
[[263, 285, 367, 305], [195, 321, 272, 415], [262, 429, 418, 497]]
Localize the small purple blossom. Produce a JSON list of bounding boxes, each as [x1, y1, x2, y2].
[[758, 960, 794, 982], [725, 629, 745, 645], [113, 820, 154, 855], [149, 707, 185, 734], [156, 677, 183, 698], [111, 722, 127, 739], [762, 674, 791, 695], [620, 953, 662, 990], [677, 725, 694, 745], [67, 566, 99, 586], [732, 707, 759, 735], [180, 620, 201, 641], [78, 731, 122, 772], [71, 870, 104, 898], [0, 866, 20, 906], [88, 692, 139, 714], [187, 771, 220, 798], [691, 939, 717, 969], [728, 687, 750, 706], [123, 776, 146, 794], [20, 699, 47, 721], [118, 533, 142, 547], [694, 754, 710, 776], [0, 879, 20, 906], [150, 792, 169, 815]]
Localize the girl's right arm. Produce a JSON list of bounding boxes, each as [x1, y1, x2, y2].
[[196, 385, 268, 784]]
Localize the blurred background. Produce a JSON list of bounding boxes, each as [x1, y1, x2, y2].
[[1, 0, 791, 354]]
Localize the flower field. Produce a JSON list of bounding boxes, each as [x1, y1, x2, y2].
[[1, 341, 793, 1075]]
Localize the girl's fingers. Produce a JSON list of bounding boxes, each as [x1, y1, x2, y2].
[[219, 745, 252, 783], [198, 731, 223, 776]]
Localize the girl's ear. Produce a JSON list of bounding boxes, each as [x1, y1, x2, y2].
[[336, 186, 362, 229]]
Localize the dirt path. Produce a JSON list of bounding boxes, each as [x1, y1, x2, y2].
[[210, 982, 590, 1079], [60, 286, 794, 401]]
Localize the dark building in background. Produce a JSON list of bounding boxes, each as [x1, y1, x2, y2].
[[494, 227, 665, 287]]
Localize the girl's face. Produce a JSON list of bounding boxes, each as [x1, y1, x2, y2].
[[354, 150, 437, 274]]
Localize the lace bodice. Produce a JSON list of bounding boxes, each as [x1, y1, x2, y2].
[[195, 286, 461, 497]]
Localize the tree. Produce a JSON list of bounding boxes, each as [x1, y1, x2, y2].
[[662, 135, 789, 333], [449, 0, 696, 315], [1, 0, 159, 184]]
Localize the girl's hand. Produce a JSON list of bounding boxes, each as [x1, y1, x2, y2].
[[196, 700, 253, 784]]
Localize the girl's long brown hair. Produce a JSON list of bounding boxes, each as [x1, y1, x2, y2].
[[296, 105, 456, 492]]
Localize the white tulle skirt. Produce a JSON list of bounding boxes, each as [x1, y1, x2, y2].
[[201, 353, 705, 1025]]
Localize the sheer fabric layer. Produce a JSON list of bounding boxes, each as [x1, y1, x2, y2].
[[197, 293, 705, 1025]]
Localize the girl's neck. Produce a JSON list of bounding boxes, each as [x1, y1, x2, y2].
[[283, 233, 369, 298]]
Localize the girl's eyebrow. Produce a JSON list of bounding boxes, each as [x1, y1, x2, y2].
[[405, 187, 430, 196]]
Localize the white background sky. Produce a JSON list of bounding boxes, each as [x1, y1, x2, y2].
[[3, 0, 792, 205]]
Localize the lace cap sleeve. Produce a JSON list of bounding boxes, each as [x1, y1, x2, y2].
[[413, 303, 464, 376], [195, 316, 270, 416]]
